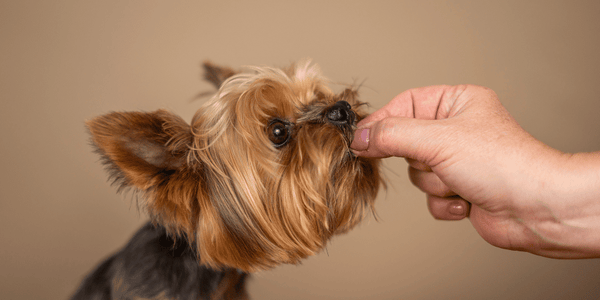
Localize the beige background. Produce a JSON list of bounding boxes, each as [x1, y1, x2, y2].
[[2, 1, 600, 299]]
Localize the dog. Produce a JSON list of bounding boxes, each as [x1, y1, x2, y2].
[[71, 60, 383, 299]]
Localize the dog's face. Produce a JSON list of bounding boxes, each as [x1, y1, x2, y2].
[[87, 61, 382, 272]]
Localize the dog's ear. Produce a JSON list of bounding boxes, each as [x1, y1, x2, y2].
[[86, 109, 200, 235], [202, 61, 237, 89]]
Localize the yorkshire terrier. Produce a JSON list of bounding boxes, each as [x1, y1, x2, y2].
[[71, 60, 383, 299]]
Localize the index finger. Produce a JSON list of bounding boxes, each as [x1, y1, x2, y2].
[[358, 85, 467, 127]]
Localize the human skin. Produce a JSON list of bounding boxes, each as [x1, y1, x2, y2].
[[351, 85, 600, 258]]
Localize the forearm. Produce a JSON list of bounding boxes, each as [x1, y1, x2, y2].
[[518, 151, 600, 258]]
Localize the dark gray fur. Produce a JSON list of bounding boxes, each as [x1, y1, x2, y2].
[[70, 223, 248, 300]]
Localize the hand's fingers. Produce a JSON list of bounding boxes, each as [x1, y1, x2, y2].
[[351, 116, 450, 163], [408, 166, 456, 197], [357, 85, 468, 128], [405, 158, 431, 172], [427, 195, 471, 221], [351, 85, 472, 157]]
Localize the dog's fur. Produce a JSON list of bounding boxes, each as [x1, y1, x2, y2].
[[71, 60, 383, 299]]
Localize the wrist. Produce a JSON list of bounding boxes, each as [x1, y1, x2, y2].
[[515, 151, 600, 258]]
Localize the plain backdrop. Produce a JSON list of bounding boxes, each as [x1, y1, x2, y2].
[[1, 1, 600, 299]]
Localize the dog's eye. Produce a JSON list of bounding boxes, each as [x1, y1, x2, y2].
[[267, 120, 291, 147]]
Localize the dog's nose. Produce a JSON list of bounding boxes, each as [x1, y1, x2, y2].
[[326, 101, 354, 125]]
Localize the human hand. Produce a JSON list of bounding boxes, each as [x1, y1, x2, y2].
[[351, 85, 600, 258]]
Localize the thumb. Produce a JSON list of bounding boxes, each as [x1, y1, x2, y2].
[[351, 117, 450, 163]]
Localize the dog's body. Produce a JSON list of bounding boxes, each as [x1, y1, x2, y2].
[[72, 61, 382, 299], [71, 223, 248, 299]]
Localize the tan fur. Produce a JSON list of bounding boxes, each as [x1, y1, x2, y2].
[[87, 60, 383, 272]]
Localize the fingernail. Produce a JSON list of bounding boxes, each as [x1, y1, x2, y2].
[[448, 202, 465, 216], [350, 128, 370, 151]]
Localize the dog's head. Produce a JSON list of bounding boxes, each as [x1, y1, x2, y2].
[[87, 60, 382, 272]]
